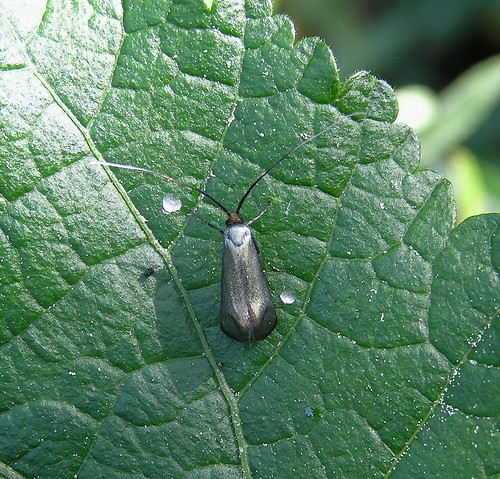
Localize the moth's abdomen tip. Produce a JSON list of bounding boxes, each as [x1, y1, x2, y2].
[[221, 307, 277, 343]]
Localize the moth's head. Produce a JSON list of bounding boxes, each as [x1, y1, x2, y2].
[[226, 211, 244, 226]]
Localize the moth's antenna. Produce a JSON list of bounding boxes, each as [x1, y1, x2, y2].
[[97, 162, 231, 216], [236, 113, 364, 213]]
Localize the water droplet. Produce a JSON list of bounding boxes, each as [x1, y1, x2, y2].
[[305, 407, 314, 417], [162, 195, 182, 214], [280, 291, 296, 305]]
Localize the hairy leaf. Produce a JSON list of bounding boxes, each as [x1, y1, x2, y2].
[[0, 1, 498, 478]]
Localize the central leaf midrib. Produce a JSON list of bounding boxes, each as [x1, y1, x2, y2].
[[22, 7, 252, 476]]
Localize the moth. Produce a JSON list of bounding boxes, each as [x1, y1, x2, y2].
[[98, 113, 361, 342]]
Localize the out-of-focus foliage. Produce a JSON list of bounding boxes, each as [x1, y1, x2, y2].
[[276, 0, 500, 221]]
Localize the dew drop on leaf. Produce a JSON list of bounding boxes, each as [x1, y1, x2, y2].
[[280, 291, 296, 304], [162, 195, 182, 214]]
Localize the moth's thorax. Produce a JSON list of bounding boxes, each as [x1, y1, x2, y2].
[[224, 222, 251, 247]]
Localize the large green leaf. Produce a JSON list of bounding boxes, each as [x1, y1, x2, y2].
[[0, 1, 498, 478]]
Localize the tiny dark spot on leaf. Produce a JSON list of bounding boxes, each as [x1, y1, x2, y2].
[[144, 267, 155, 277]]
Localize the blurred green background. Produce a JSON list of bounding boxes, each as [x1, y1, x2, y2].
[[276, 0, 500, 222]]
